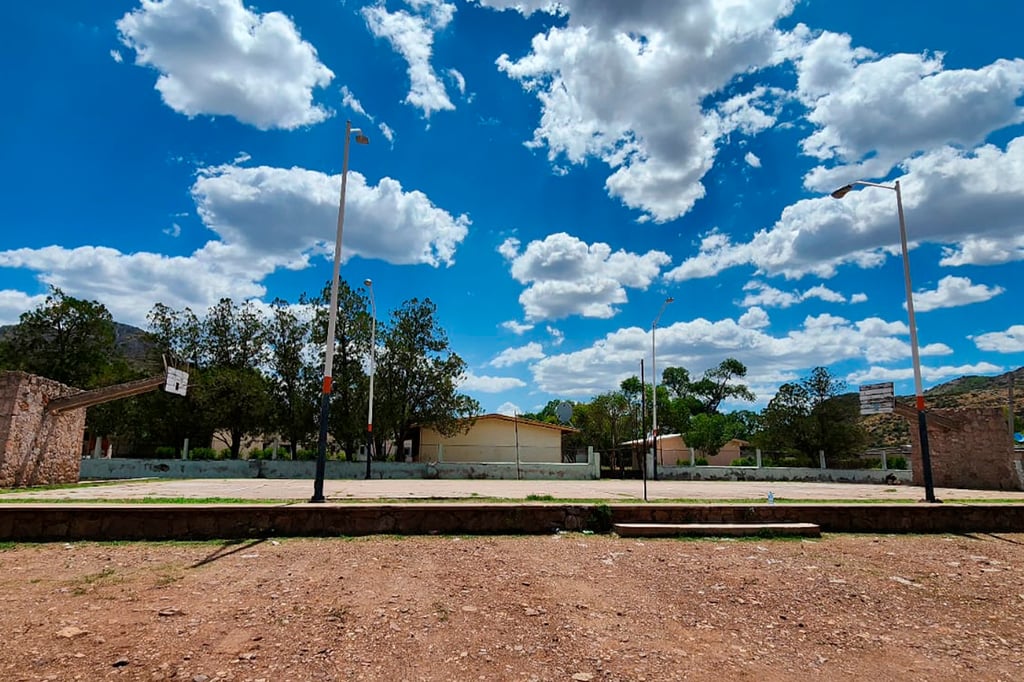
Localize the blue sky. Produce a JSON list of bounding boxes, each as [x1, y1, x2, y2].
[[2, 0, 1024, 416]]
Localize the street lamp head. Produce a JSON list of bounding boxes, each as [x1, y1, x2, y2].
[[363, 278, 373, 287], [354, 133, 370, 145], [665, 297, 675, 304], [830, 184, 854, 199]]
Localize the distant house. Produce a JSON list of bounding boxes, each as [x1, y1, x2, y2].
[[416, 413, 578, 463], [626, 433, 749, 467]]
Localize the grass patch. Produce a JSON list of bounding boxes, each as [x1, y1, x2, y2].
[[0, 480, 151, 495], [525, 493, 555, 501]]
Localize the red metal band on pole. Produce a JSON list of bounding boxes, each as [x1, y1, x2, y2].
[[322, 377, 332, 394]]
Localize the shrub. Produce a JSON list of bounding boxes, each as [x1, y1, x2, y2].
[[694, 456, 709, 466], [730, 456, 755, 467], [154, 446, 177, 458], [295, 449, 317, 461], [189, 447, 219, 460], [887, 455, 908, 470]]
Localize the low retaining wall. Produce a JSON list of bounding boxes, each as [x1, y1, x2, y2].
[[2, 502, 1023, 541], [79, 457, 600, 481], [657, 465, 911, 484]]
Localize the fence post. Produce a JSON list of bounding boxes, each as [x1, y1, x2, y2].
[[756, 448, 762, 468], [588, 446, 599, 479], [881, 451, 888, 471], [819, 450, 826, 469], [689, 447, 695, 466], [182, 438, 189, 460]]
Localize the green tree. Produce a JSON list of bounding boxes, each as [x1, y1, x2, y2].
[[146, 298, 273, 458], [685, 413, 738, 460], [0, 287, 119, 388], [753, 367, 866, 463], [306, 281, 374, 458], [689, 358, 756, 414], [375, 298, 480, 460], [265, 299, 318, 457]]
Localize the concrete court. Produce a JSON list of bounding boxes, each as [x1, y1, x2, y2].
[[3, 477, 1024, 503]]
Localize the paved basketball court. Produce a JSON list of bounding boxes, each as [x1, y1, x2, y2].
[[4, 478, 1024, 503]]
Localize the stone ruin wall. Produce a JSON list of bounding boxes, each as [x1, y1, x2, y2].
[[907, 407, 1021, 491], [0, 371, 84, 487]]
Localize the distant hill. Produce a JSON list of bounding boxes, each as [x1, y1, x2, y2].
[[859, 366, 1023, 447], [0, 321, 157, 371]]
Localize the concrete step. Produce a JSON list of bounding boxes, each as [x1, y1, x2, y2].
[[613, 522, 821, 538]]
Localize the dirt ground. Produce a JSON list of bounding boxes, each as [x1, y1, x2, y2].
[[1, 533, 1022, 682]]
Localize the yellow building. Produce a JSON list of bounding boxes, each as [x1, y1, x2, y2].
[[417, 414, 577, 463]]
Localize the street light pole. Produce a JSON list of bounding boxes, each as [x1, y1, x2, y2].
[[831, 179, 936, 503], [312, 120, 369, 503], [651, 297, 674, 481], [364, 278, 376, 480]]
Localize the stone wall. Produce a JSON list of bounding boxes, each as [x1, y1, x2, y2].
[[907, 407, 1021, 491], [0, 371, 84, 487]]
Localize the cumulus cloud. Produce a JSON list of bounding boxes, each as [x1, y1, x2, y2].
[[117, 0, 333, 130], [459, 371, 527, 392], [785, 24, 1024, 192], [971, 325, 1024, 353], [0, 289, 49, 326], [490, 342, 545, 367], [740, 280, 847, 308], [0, 160, 470, 326], [667, 139, 1024, 281], [500, 320, 534, 334], [362, 0, 457, 118], [846, 362, 1002, 386], [528, 309, 939, 399], [744, 152, 762, 168], [911, 275, 1004, 313], [192, 163, 470, 268], [495, 0, 794, 222], [109, 49, 123, 63], [499, 232, 670, 321]]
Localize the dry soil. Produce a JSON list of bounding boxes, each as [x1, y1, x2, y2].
[[2, 533, 1022, 681]]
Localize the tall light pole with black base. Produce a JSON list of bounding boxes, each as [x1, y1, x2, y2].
[[831, 179, 937, 503], [311, 121, 369, 503]]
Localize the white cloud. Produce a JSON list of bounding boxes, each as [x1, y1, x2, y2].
[[738, 306, 770, 329], [489, 342, 545, 367], [459, 371, 527, 392], [0, 161, 470, 327], [546, 325, 564, 346], [495, 401, 523, 417], [0, 290, 48, 326], [117, 0, 333, 130], [109, 49, 123, 63], [0, 245, 267, 327], [447, 67, 466, 94], [528, 309, 938, 400], [341, 86, 368, 118], [667, 139, 1024, 281], [500, 232, 670, 321], [495, 1, 795, 222], [787, 24, 1024, 192], [163, 222, 182, 237], [971, 325, 1024, 353], [744, 152, 761, 168], [847, 362, 1003, 387], [192, 162, 470, 268], [378, 122, 395, 143], [911, 275, 1004, 313], [850, 293, 868, 304], [362, 0, 456, 118], [500, 319, 534, 334], [740, 280, 846, 308]]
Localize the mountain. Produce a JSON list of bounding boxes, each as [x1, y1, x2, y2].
[[860, 366, 1023, 447]]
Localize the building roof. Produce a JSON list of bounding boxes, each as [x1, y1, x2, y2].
[[419, 413, 578, 433]]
